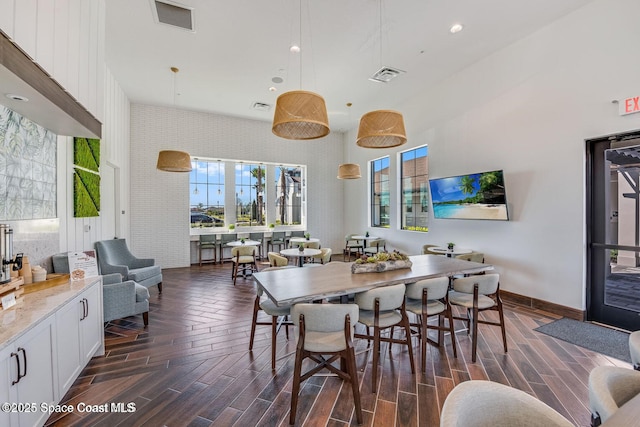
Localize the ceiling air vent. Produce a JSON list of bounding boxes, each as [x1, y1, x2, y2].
[[369, 66, 405, 83], [152, 0, 194, 32], [252, 102, 272, 111]]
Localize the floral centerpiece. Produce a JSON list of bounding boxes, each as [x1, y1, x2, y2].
[[304, 233, 311, 240], [351, 250, 412, 274]]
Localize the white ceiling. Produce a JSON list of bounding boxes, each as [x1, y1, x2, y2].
[[105, 0, 594, 132]]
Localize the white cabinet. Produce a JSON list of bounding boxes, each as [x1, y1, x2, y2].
[[0, 277, 103, 427], [56, 281, 103, 397], [3, 318, 56, 427]]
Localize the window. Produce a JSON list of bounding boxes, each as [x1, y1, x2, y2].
[[190, 159, 225, 227], [400, 145, 429, 232], [275, 166, 303, 225], [189, 159, 305, 230], [370, 157, 390, 228], [235, 162, 266, 227]]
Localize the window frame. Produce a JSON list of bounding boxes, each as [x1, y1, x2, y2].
[[370, 156, 390, 228], [399, 145, 429, 232]]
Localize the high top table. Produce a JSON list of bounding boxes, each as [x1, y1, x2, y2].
[[253, 254, 492, 306]]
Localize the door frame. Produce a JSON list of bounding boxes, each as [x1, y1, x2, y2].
[[586, 130, 640, 330]]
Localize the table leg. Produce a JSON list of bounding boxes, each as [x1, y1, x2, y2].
[[298, 257, 304, 267]]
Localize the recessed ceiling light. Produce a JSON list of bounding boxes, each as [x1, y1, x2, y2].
[[290, 45, 300, 53], [450, 23, 463, 34], [268, 87, 277, 92], [271, 76, 283, 84], [5, 93, 29, 102]]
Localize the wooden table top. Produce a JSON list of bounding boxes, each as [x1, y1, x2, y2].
[[253, 254, 493, 306]]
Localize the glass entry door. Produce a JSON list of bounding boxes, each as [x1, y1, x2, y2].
[[587, 132, 640, 331]]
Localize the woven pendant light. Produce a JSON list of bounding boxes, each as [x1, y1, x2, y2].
[[157, 150, 192, 172], [356, 110, 406, 149], [157, 67, 192, 172], [337, 163, 361, 179], [272, 90, 329, 140]]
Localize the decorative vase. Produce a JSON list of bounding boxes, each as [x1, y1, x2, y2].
[[298, 245, 304, 252]]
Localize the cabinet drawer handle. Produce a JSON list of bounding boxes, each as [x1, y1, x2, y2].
[[80, 298, 88, 321], [10, 351, 20, 385], [19, 347, 27, 379]]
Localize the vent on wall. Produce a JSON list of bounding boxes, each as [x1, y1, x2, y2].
[[152, 0, 195, 32]]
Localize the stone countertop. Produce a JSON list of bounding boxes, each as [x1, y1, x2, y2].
[[0, 276, 102, 351]]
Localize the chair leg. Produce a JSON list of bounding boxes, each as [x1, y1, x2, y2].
[[157, 282, 162, 294], [421, 313, 427, 372], [497, 300, 508, 354], [346, 346, 363, 424], [402, 313, 415, 374], [271, 316, 277, 370], [471, 291, 479, 363], [249, 298, 259, 350], [233, 263, 239, 286], [142, 311, 149, 326], [290, 348, 305, 425], [372, 326, 380, 392], [447, 309, 458, 359]]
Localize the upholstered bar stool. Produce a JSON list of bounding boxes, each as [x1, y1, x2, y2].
[[198, 234, 217, 265], [290, 303, 363, 425], [588, 365, 640, 426]]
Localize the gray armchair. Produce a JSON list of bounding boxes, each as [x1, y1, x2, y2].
[[94, 239, 162, 293], [102, 273, 150, 326], [52, 253, 150, 326]]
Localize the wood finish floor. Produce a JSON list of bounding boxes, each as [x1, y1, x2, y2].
[[46, 261, 632, 427]]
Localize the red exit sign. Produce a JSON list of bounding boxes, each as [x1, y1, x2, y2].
[[620, 96, 640, 116]]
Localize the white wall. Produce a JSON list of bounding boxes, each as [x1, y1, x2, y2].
[[1, 0, 130, 267], [58, 66, 131, 254], [129, 105, 344, 268], [0, 0, 105, 121], [343, 0, 640, 310]]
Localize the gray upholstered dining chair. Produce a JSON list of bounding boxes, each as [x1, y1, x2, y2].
[[94, 238, 163, 293], [405, 276, 457, 371], [290, 303, 362, 425], [448, 273, 506, 362], [440, 380, 574, 427], [630, 330, 640, 370], [588, 365, 640, 426], [354, 283, 415, 392]]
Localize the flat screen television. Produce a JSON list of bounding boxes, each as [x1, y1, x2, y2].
[[429, 170, 509, 220]]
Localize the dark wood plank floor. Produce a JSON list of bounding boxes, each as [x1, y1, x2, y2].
[[46, 260, 632, 427]]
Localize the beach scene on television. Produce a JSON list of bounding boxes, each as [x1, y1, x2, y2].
[[429, 170, 509, 220]]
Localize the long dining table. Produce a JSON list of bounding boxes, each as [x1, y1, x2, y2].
[[253, 254, 493, 306]]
